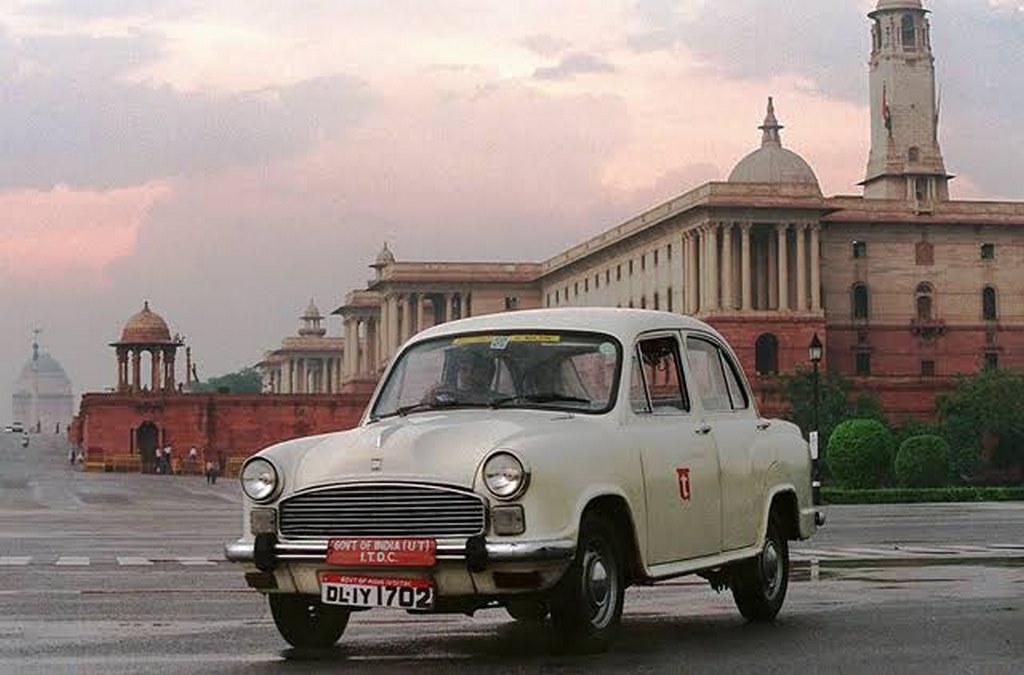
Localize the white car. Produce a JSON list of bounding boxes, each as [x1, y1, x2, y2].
[[226, 308, 821, 650]]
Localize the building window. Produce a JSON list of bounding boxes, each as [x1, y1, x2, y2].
[[641, 255, 646, 271], [852, 283, 869, 320], [545, 293, 551, 308], [985, 352, 999, 370], [574, 282, 579, 297], [629, 260, 634, 276], [653, 292, 660, 310], [584, 278, 589, 293], [915, 177, 929, 202], [981, 243, 995, 260], [606, 269, 611, 284], [852, 241, 867, 259], [921, 360, 935, 377], [915, 241, 933, 265], [667, 287, 673, 312], [667, 244, 672, 261], [855, 352, 871, 376], [628, 299, 634, 308], [504, 296, 518, 311], [594, 274, 599, 289], [563, 287, 569, 301], [983, 286, 997, 321], [915, 282, 934, 321], [901, 13, 916, 49], [653, 249, 659, 267], [754, 333, 779, 376], [616, 265, 622, 281], [640, 295, 647, 309], [908, 146, 920, 162]]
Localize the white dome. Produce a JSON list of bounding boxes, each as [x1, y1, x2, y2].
[[727, 97, 821, 193]]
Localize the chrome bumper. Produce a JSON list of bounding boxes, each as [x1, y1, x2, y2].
[[224, 536, 575, 567]]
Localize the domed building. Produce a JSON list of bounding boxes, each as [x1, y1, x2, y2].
[[12, 333, 74, 434], [110, 301, 186, 393]]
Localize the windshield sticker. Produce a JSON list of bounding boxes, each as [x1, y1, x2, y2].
[[599, 342, 616, 356], [452, 336, 494, 345], [490, 336, 511, 350], [453, 334, 562, 348]]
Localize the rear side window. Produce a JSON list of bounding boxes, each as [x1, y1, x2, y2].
[[685, 336, 749, 411]]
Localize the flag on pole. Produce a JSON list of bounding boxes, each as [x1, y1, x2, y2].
[[882, 83, 892, 135]]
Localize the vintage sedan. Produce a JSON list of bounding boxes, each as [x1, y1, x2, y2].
[[226, 308, 821, 650]]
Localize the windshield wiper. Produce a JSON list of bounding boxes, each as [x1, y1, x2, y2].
[[490, 393, 592, 408]]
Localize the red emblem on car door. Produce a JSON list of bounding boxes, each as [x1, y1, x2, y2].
[[676, 467, 691, 501]]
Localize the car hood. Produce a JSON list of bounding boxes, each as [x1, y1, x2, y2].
[[289, 410, 575, 492]]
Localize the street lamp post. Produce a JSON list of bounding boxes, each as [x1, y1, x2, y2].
[[808, 333, 823, 506]]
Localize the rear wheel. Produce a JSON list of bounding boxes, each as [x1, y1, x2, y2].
[[731, 514, 789, 621], [268, 594, 350, 648], [549, 513, 624, 650]]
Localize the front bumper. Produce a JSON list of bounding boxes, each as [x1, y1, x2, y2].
[[224, 535, 576, 570]]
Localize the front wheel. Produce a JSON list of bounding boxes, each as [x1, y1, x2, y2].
[[268, 594, 350, 648], [731, 514, 789, 621], [549, 513, 625, 650]]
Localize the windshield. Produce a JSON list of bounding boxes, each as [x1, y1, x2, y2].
[[370, 331, 622, 419]]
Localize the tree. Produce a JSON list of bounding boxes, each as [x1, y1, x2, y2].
[[190, 367, 263, 394], [894, 435, 951, 488], [778, 367, 883, 449], [936, 369, 1024, 481]]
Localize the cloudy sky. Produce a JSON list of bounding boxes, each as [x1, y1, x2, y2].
[[2, 0, 1023, 422]]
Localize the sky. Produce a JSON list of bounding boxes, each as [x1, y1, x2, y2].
[[2, 0, 1023, 422]]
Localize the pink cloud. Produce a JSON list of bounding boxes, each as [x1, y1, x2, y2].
[[0, 182, 171, 286]]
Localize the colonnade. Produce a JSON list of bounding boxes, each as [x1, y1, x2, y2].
[[681, 221, 821, 315], [115, 346, 180, 393], [264, 357, 343, 394]]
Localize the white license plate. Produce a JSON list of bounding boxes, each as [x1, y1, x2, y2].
[[319, 573, 433, 610]]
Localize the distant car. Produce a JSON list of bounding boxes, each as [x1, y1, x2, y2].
[[8, 422, 24, 433], [226, 308, 822, 651]]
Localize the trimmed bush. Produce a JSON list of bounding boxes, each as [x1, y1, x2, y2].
[[895, 434, 951, 487], [826, 419, 895, 489]]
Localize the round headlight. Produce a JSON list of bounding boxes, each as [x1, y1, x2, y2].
[[483, 452, 529, 500], [241, 458, 279, 502]]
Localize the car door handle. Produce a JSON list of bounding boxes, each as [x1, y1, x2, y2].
[[756, 421, 771, 431], [695, 424, 712, 435]]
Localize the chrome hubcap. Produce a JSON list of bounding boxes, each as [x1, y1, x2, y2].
[[582, 544, 614, 627], [761, 540, 782, 599]]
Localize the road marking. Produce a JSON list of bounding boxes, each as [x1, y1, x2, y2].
[[117, 556, 154, 566], [55, 556, 90, 566], [177, 557, 217, 566], [0, 556, 31, 566]]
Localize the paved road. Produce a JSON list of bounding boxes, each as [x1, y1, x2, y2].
[[1, 432, 1022, 673]]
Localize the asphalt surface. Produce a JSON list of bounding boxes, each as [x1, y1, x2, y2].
[[1, 431, 1022, 673]]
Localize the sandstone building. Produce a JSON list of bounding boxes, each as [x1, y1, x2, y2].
[[333, 0, 1024, 422]]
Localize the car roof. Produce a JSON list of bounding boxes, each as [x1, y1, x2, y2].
[[411, 308, 724, 344]]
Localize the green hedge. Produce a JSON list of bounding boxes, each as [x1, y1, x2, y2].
[[822, 486, 1024, 504], [894, 434, 951, 487], [826, 419, 895, 489]]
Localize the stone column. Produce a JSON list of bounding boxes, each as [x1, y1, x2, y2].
[[388, 295, 400, 359], [721, 223, 733, 311], [796, 223, 807, 312], [131, 350, 141, 392], [741, 223, 752, 311], [776, 223, 789, 311], [810, 224, 822, 311], [366, 317, 378, 375], [150, 349, 161, 393], [687, 231, 699, 313], [707, 224, 719, 311]]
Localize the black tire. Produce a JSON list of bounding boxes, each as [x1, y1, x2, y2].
[[731, 514, 789, 621], [549, 513, 625, 650], [268, 593, 350, 649], [505, 596, 549, 623]]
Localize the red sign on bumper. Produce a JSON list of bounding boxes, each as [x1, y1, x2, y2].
[[326, 538, 437, 566]]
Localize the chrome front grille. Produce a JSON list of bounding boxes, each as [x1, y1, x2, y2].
[[278, 483, 487, 538]]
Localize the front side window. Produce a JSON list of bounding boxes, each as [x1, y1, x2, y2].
[[371, 332, 621, 419], [632, 335, 689, 414]]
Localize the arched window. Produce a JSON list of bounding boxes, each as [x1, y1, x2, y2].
[[908, 146, 920, 162], [983, 286, 997, 321], [901, 14, 916, 49], [915, 282, 934, 321], [853, 283, 869, 320], [754, 334, 779, 376]]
